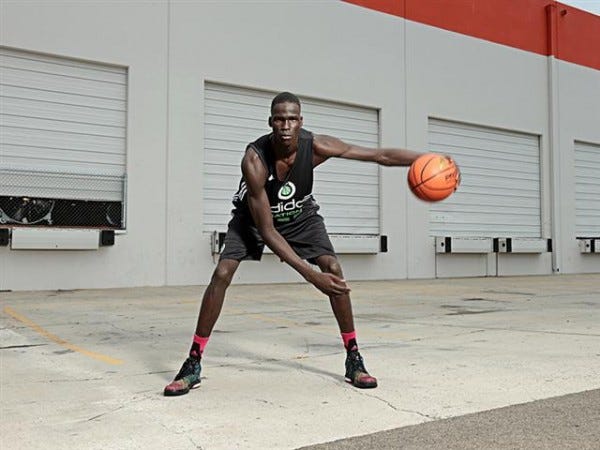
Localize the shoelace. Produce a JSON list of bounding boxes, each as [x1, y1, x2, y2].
[[348, 352, 367, 373], [175, 358, 198, 380]]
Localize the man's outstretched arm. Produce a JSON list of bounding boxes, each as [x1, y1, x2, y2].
[[312, 134, 423, 167]]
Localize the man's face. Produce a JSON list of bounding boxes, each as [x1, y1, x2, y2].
[[269, 101, 303, 150]]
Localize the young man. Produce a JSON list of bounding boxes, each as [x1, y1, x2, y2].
[[164, 92, 424, 396]]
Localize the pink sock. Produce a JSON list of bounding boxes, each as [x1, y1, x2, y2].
[[190, 334, 210, 358], [341, 331, 358, 351]]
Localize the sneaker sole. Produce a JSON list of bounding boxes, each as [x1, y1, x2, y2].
[[163, 381, 201, 397], [344, 377, 378, 389]]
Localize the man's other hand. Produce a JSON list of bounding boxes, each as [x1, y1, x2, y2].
[[308, 271, 351, 297]]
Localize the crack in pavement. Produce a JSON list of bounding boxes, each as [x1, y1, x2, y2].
[[0, 343, 47, 349], [87, 405, 125, 422], [187, 435, 203, 450], [257, 398, 288, 408], [157, 419, 205, 450], [396, 408, 442, 421], [360, 392, 400, 411], [356, 392, 442, 421], [84, 391, 155, 422]]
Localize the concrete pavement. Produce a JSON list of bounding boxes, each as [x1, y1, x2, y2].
[[301, 389, 600, 449], [1, 274, 599, 449]]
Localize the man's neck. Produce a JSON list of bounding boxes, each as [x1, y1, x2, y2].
[[271, 136, 297, 160]]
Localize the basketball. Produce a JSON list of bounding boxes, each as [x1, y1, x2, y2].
[[408, 153, 460, 202]]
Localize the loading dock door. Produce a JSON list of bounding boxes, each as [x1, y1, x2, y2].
[[0, 47, 127, 203], [428, 118, 549, 277], [575, 141, 600, 237]]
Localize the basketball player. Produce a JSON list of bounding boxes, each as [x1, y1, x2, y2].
[[164, 92, 425, 396]]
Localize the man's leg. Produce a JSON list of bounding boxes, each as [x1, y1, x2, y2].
[[315, 255, 354, 333], [315, 254, 377, 389], [195, 258, 240, 337], [164, 258, 239, 396]]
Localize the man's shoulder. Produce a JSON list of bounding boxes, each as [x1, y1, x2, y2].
[[249, 132, 272, 149], [300, 128, 313, 140]]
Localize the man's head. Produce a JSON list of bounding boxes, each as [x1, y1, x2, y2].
[[270, 92, 301, 114], [269, 92, 303, 151]]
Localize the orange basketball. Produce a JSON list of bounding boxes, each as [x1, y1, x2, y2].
[[408, 153, 460, 202]]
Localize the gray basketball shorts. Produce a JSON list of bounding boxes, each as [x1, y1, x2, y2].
[[219, 212, 336, 265]]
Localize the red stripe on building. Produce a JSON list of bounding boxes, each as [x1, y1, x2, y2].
[[406, 0, 549, 56], [554, 3, 600, 70], [345, 0, 405, 17], [343, 0, 600, 71]]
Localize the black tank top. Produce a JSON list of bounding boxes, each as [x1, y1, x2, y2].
[[232, 128, 320, 228]]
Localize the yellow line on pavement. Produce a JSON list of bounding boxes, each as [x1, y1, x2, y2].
[[3, 306, 123, 365]]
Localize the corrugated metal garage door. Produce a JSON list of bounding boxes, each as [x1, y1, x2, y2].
[[428, 118, 541, 238], [575, 141, 600, 237], [203, 83, 380, 234], [0, 47, 127, 202]]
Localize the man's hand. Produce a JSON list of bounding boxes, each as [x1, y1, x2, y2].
[[306, 271, 351, 297], [444, 154, 461, 187]]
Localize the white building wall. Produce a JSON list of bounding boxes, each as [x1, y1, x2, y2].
[[0, 0, 598, 290], [1, 1, 169, 290], [555, 62, 600, 274]]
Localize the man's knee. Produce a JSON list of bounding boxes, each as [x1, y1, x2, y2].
[[318, 255, 343, 277], [211, 261, 237, 287]]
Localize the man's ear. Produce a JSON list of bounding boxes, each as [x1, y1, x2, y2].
[[268, 116, 272, 127], [300, 116, 303, 127]]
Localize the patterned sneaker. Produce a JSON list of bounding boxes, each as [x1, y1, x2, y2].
[[345, 350, 378, 389], [163, 357, 202, 396]]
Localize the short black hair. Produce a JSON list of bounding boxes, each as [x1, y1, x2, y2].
[[271, 92, 301, 113]]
